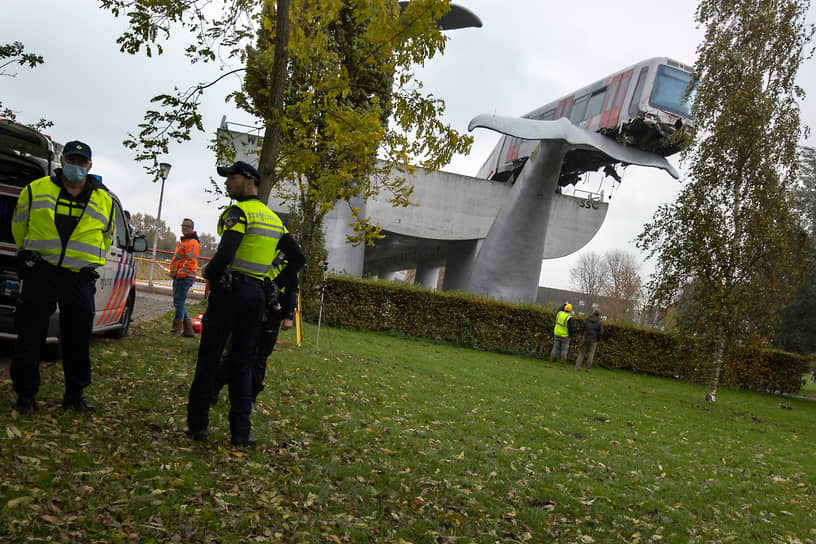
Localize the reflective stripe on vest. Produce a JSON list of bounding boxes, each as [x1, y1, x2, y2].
[[553, 311, 571, 338], [13, 176, 113, 272], [223, 199, 284, 279]]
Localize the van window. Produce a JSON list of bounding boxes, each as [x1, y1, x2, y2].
[[0, 196, 15, 245], [112, 201, 129, 249]]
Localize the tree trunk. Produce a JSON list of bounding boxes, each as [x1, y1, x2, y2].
[[257, 0, 290, 204], [705, 332, 726, 402]]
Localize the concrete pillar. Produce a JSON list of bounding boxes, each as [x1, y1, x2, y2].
[[324, 197, 365, 276], [442, 239, 480, 292], [415, 265, 440, 290]]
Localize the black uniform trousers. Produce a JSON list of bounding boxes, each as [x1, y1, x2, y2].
[[214, 305, 284, 402], [11, 262, 95, 399], [187, 279, 264, 438], [252, 308, 284, 398]]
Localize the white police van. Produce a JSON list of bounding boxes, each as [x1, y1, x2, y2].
[[0, 118, 147, 348]]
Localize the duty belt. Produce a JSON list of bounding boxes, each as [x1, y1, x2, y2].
[[231, 272, 264, 286]]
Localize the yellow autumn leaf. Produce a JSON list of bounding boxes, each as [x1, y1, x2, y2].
[[457, 451, 465, 459], [7, 496, 33, 509]]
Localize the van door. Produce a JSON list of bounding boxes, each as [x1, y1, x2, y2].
[[93, 195, 135, 332]]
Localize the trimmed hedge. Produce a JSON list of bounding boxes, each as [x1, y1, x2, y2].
[[318, 276, 808, 394]]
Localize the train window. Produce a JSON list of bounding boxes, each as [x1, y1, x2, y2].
[[649, 64, 696, 118], [604, 80, 619, 111], [556, 100, 572, 119], [628, 67, 649, 118], [569, 95, 589, 123], [586, 89, 606, 119], [534, 109, 556, 121], [614, 73, 631, 109]]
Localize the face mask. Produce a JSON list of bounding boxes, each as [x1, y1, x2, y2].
[[63, 164, 87, 183]]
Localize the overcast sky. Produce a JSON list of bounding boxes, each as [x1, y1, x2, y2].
[[2, 0, 815, 290]]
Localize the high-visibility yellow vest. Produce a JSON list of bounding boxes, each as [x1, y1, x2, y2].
[[12, 176, 113, 271], [266, 224, 289, 283], [218, 198, 284, 279], [553, 310, 572, 338]]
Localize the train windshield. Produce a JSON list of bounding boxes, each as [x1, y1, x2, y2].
[[649, 64, 696, 118]]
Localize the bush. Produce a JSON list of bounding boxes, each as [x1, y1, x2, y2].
[[320, 276, 808, 394]]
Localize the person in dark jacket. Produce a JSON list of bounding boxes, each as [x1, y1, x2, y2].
[[575, 309, 604, 372]]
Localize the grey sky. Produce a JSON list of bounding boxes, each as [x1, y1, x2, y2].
[[2, 0, 814, 290]]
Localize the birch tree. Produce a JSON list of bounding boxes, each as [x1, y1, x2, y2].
[[637, 0, 814, 402], [775, 146, 816, 354]]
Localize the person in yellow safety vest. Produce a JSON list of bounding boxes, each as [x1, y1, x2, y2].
[[10, 140, 114, 415], [549, 302, 575, 367], [211, 237, 304, 408], [186, 161, 304, 448]]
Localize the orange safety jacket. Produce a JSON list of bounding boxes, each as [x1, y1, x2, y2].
[[170, 232, 200, 278]]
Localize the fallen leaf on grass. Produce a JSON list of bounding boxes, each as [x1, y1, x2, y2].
[[7, 496, 34, 508]]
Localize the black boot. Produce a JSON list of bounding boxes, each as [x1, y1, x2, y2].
[[230, 434, 257, 447], [186, 428, 207, 442], [63, 393, 96, 412], [16, 397, 37, 415]]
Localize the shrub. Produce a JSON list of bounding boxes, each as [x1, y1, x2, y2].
[[320, 276, 807, 394]]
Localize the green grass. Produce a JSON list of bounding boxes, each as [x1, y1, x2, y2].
[[2, 304, 815, 543], [801, 372, 816, 396]]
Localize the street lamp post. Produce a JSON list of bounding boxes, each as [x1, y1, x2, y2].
[[148, 162, 172, 289]]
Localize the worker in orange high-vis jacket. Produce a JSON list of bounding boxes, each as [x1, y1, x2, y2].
[[169, 218, 200, 337]]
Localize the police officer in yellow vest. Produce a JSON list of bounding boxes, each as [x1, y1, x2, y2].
[[186, 161, 286, 447], [549, 302, 575, 367], [211, 233, 305, 407], [11, 140, 114, 415]]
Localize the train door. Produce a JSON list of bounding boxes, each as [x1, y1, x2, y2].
[[555, 97, 573, 120], [598, 70, 633, 130], [504, 137, 522, 163]]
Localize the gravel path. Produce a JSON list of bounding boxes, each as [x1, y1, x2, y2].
[[133, 289, 174, 324], [133, 287, 205, 324]]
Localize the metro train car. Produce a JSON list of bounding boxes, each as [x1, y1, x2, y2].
[[476, 57, 696, 186]]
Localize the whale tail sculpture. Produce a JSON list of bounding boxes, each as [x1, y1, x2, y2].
[[465, 115, 680, 303]]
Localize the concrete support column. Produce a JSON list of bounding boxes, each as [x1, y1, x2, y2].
[[442, 239, 480, 292], [415, 265, 440, 290], [324, 197, 365, 277]]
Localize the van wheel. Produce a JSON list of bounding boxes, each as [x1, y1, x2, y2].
[[106, 297, 133, 339]]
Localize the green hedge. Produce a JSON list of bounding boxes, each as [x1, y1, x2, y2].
[[318, 276, 807, 394]]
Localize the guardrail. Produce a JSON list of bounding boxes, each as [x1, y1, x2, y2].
[[134, 250, 210, 295]]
